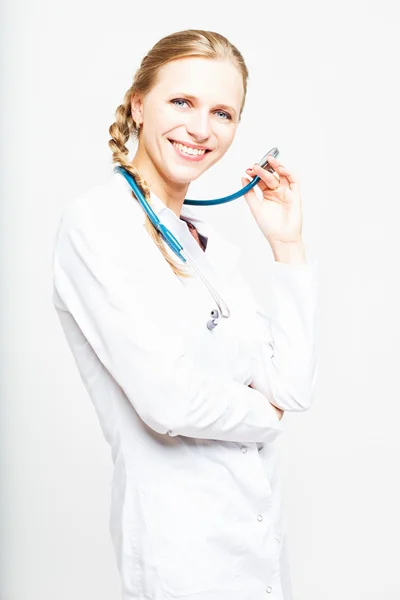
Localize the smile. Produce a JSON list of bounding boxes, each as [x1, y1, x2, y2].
[[169, 140, 211, 162]]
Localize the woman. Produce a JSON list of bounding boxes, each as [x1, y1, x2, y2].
[[52, 29, 319, 600]]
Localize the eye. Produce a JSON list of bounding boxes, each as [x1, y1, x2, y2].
[[215, 110, 232, 121], [171, 98, 189, 108], [170, 99, 233, 121]]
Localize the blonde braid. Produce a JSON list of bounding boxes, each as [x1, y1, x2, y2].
[[108, 90, 191, 279]]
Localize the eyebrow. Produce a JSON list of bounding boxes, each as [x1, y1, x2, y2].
[[171, 93, 237, 118]]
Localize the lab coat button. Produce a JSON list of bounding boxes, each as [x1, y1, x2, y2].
[[240, 446, 248, 453], [266, 585, 272, 593], [257, 514, 263, 522]]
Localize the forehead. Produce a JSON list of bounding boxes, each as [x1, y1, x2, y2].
[[151, 56, 244, 107]]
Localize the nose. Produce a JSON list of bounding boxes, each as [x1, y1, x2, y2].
[[186, 109, 211, 142]]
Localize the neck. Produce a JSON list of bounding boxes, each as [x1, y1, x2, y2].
[[131, 147, 189, 218]]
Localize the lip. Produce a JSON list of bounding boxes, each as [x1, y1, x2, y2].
[[168, 139, 212, 151], [168, 139, 211, 162]]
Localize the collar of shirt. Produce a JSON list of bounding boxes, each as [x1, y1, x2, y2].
[[113, 171, 242, 285], [149, 189, 208, 251]]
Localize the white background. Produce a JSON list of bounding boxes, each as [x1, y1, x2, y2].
[[1, 1, 400, 598]]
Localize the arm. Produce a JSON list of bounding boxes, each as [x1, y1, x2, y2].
[[243, 256, 319, 412], [53, 207, 283, 444], [242, 153, 319, 411]]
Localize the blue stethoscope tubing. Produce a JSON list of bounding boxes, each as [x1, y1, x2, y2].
[[115, 146, 279, 330], [114, 146, 279, 265]]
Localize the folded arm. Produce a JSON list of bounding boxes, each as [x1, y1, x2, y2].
[[53, 208, 283, 444], [240, 259, 319, 412]]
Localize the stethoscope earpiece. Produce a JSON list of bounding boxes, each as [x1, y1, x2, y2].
[[207, 309, 220, 330]]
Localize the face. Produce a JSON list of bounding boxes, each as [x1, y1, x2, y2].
[[131, 57, 244, 187]]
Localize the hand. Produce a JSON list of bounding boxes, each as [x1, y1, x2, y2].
[[248, 382, 284, 420], [241, 154, 303, 246], [270, 404, 284, 421]]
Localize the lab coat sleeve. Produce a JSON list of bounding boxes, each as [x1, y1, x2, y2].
[[52, 207, 283, 444], [245, 259, 320, 411]]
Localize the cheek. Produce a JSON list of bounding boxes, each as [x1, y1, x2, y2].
[[159, 106, 187, 133], [145, 104, 173, 133], [219, 119, 236, 139], [217, 125, 236, 154]]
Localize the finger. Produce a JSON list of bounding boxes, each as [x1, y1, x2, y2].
[[245, 169, 269, 194], [246, 166, 290, 194], [265, 157, 300, 192], [264, 155, 283, 170], [252, 163, 280, 189], [247, 156, 282, 175]]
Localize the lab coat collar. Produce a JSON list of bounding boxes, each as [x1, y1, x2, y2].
[[112, 171, 241, 284]]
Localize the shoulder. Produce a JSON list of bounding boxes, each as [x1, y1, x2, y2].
[[54, 173, 148, 252], [59, 173, 145, 231]]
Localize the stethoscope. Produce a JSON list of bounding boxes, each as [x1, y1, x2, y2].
[[115, 146, 280, 330]]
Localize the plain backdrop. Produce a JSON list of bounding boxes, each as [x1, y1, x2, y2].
[[1, 1, 400, 599]]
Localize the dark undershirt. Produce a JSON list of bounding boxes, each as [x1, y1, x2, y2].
[[179, 216, 208, 252]]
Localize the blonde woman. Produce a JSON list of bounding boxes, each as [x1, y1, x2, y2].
[[52, 29, 319, 600]]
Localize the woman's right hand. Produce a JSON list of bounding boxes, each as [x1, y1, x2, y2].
[[248, 382, 284, 420], [270, 404, 284, 421]]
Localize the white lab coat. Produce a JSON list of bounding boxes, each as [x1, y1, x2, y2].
[[52, 170, 319, 600]]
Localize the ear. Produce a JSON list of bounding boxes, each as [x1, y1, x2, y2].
[[131, 92, 144, 125]]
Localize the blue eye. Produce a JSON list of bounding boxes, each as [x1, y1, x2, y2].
[[215, 110, 232, 120], [171, 98, 189, 108], [170, 99, 232, 121]]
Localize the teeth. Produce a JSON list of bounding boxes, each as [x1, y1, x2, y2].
[[172, 141, 206, 156]]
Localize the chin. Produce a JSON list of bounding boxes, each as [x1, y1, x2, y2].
[[166, 166, 205, 185]]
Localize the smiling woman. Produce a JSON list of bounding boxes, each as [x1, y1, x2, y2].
[[129, 56, 244, 214], [52, 28, 319, 600], [107, 30, 248, 277]]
